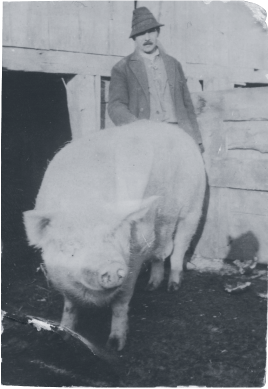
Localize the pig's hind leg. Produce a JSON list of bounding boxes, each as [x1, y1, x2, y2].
[[168, 211, 201, 292]]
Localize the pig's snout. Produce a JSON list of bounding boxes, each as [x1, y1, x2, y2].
[[99, 262, 127, 289]]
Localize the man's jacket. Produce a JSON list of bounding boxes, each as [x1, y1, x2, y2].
[[108, 48, 202, 145]]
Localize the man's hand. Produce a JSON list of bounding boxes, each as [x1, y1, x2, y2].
[[199, 143, 205, 153]]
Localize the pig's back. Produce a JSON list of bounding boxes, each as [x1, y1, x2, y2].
[[35, 121, 205, 214]]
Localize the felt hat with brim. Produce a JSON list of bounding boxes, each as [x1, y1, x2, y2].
[[129, 7, 164, 38]]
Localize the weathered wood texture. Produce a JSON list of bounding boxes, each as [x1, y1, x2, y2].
[[64, 75, 100, 137], [192, 87, 268, 263], [3, 2, 268, 88], [2, 47, 121, 77], [3, 1, 135, 56], [101, 78, 115, 129], [226, 122, 268, 153], [3, 47, 267, 87]]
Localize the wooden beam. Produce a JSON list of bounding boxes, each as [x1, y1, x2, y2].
[[3, 46, 268, 86], [2, 46, 121, 76]]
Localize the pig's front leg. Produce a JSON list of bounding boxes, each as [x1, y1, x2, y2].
[[60, 296, 78, 330], [107, 253, 144, 350], [108, 301, 129, 351]]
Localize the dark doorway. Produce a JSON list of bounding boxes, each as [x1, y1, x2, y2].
[[2, 70, 72, 282]]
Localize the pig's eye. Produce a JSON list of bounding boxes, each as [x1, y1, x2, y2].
[[59, 239, 82, 257]]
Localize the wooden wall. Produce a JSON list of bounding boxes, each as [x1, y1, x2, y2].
[[191, 87, 268, 264], [3, 1, 268, 87], [138, 1, 268, 90]]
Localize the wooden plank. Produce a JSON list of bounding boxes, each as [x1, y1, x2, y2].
[[169, 2, 188, 62], [185, 64, 268, 85], [2, 47, 121, 76], [225, 121, 268, 153], [227, 189, 268, 264], [94, 75, 101, 131], [209, 157, 268, 191], [3, 51, 267, 87], [48, 2, 80, 52], [100, 78, 115, 129], [5, 2, 32, 48], [230, 189, 268, 217], [3, 2, 12, 46], [108, 1, 134, 56], [222, 87, 268, 121], [26, 2, 50, 49], [191, 91, 227, 170], [3, 2, 50, 49], [49, 1, 115, 54], [196, 187, 268, 263], [75, 2, 110, 55], [64, 74, 100, 139], [157, 2, 178, 60]]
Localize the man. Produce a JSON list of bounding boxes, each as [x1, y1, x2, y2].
[[108, 6, 204, 151]]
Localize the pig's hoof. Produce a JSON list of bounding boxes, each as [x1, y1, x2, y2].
[[167, 281, 180, 292], [107, 335, 125, 351], [146, 281, 162, 291]]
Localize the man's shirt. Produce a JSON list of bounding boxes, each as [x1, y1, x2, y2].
[[140, 48, 177, 123]]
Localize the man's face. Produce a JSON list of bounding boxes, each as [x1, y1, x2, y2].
[[134, 28, 159, 54]]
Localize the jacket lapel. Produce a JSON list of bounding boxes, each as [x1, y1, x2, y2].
[[129, 50, 150, 102], [160, 49, 176, 101]]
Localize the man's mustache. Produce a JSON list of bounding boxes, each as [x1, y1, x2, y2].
[[143, 41, 153, 46]]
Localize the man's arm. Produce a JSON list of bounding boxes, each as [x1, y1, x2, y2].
[[177, 62, 203, 146], [108, 63, 138, 126]]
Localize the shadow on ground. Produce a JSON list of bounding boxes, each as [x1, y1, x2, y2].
[[2, 245, 267, 387]]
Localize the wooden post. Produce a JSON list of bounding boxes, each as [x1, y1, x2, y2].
[[63, 74, 101, 139]]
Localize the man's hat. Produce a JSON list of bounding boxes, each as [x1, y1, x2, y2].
[[129, 7, 164, 38]]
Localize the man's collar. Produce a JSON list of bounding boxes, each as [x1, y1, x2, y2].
[[131, 46, 162, 61], [139, 47, 160, 61]]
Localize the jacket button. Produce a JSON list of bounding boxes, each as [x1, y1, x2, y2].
[[140, 108, 144, 112]]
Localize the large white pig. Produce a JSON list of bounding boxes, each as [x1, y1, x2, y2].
[[24, 120, 206, 350]]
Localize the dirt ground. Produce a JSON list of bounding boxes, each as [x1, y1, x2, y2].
[[2, 245, 267, 387]]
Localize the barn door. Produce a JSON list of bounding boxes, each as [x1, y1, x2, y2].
[[192, 87, 268, 264]]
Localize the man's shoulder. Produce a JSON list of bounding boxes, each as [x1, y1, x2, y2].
[[161, 51, 182, 66], [112, 53, 134, 70]]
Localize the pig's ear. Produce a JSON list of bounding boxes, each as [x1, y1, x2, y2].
[[120, 195, 160, 222], [23, 210, 54, 248]]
